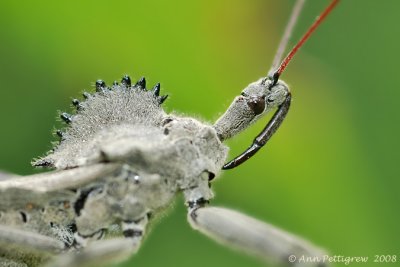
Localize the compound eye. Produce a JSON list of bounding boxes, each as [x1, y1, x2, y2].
[[246, 96, 266, 115]]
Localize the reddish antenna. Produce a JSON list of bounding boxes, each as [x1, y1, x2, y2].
[[271, 0, 339, 83]]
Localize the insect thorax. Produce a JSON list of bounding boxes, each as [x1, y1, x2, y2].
[[19, 79, 228, 247], [35, 80, 228, 175]]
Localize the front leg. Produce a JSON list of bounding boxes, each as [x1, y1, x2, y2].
[[47, 216, 148, 267], [46, 238, 137, 267], [0, 225, 65, 267], [0, 170, 19, 181], [188, 205, 328, 267]]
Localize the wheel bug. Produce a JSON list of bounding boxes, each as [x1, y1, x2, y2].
[[0, 0, 339, 266]]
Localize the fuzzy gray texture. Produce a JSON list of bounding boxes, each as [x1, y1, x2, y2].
[[31, 79, 229, 229], [0, 77, 328, 267], [1, 79, 228, 266], [34, 82, 227, 182], [34, 83, 166, 169]]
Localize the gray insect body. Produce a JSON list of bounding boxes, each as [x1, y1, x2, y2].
[[44, 81, 228, 211], [0, 78, 313, 267], [1, 0, 340, 265], [1, 81, 231, 266]]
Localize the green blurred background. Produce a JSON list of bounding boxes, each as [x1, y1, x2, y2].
[[0, 0, 399, 266]]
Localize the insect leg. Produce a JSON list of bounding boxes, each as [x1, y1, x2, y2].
[[0, 225, 65, 266], [0, 163, 122, 192], [0, 225, 65, 253], [188, 206, 328, 267], [48, 217, 149, 267], [0, 170, 19, 181], [223, 92, 291, 169], [46, 238, 136, 267]]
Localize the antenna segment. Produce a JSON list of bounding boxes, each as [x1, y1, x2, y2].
[[271, 0, 340, 83]]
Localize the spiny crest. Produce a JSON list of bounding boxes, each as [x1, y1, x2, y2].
[[59, 75, 168, 127], [34, 74, 169, 169]]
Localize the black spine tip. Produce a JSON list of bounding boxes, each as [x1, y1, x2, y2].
[[34, 159, 53, 167], [123, 229, 143, 238], [56, 130, 63, 138], [267, 71, 280, 87], [60, 113, 72, 124], [72, 99, 84, 110], [159, 95, 168, 104], [95, 80, 106, 92], [152, 82, 161, 96], [135, 77, 146, 89], [83, 92, 91, 99], [72, 99, 80, 106], [113, 81, 119, 86], [121, 75, 131, 87]]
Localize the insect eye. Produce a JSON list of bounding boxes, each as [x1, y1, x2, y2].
[[246, 96, 266, 115]]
